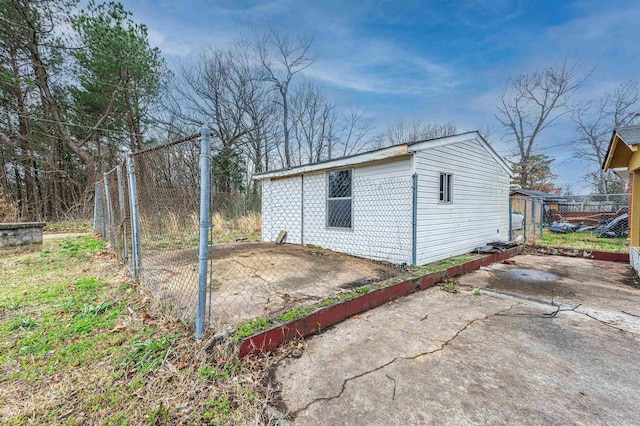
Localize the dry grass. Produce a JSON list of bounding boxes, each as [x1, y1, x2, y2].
[[233, 212, 262, 235], [213, 212, 261, 235], [43, 220, 93, 234], [139, 211, 262, 249], [0, 186, 19, 222], [212, 212, 226, 233], [0, 235, 290, 425]]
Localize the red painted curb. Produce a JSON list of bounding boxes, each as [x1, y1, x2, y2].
[[237, 246, 522, 358], [527, 245, 629, 263]]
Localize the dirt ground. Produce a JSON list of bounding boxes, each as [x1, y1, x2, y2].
[[142, 242, 400, 323], [276, 254, 640, 425]]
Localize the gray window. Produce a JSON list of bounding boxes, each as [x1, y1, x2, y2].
[[439, 173, 453, 203], [327, 169, 352, 228]]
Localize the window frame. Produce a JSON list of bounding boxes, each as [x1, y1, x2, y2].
[[326, 168, 354, 230], [439, 172, 453, 204]]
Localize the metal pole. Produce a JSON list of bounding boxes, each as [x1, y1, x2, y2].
[[523, 199, 528, 244], [196, 125, 212, 340], [97, 182, 106, 238], [117, 164, 128, 264], [300, 175, 304, 245], [411, 173, 418, 266], [93, 182, 100, 234], [103, 172, 116, 254], [532, 198, 536, 240], [126, 153, 143, 279], [540, 199, 544, 237], [508, 197, 513, 241]]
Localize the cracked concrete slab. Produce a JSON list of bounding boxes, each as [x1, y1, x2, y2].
[[458, 254, 640, 315], [276, 255, 640, 425]]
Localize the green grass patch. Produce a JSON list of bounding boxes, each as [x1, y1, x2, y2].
[[6, 315, 39, 331], [0, 236, 130, 389], [536, 229, 629, 253], [0, 234, 272, 424], [234, 317, 271, 341], [277, 306, 315, 323], [198, 362, 239, 381], [442, 279, 457, 293], [413, 255, 474, 275], [202, 394, 233, 424], [121, 335, 178, 374], [233, 285, 376, 340]]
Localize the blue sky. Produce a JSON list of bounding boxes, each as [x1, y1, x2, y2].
[[121, 0, 640, 193]]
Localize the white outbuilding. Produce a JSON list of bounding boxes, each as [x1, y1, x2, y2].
[[254, 131, 512, 266]]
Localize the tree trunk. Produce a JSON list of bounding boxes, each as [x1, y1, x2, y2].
[[24, 1, 96, 188]]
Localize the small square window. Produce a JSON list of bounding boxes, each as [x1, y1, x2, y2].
[[439, 173, 453, 203], [327, 170, 352, 228]]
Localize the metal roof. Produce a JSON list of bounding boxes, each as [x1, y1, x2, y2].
[[510, 189, 559, 198], [615, 125, 640, 146], [254, 131, 512, 179]]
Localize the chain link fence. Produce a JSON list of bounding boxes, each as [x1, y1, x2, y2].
[[92, 130, 423, 337], [131, 136, 203, 320], [509, 193, 630, 253]]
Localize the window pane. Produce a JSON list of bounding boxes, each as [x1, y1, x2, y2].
[[328, 199, 352, 228], [447, 174, 452, 202], [328, 170, 352, 198], [439, 174, 445, 202]]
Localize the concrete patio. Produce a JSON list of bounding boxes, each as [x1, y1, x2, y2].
[[276, 254, 640, 425]]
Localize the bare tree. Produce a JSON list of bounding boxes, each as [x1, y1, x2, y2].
[[167, 47, 260, 191], [173, 48, 255, 149], [373, 118, 458, 148], [291, 82, 335, 164], [496, 59, 592, 187], [251, 30, 316, 168], [332, 108, 374, 158], [242, 70, 279, 185], [572, 81, 640, 193]]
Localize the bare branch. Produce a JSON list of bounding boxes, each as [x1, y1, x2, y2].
[[496, 59, 592, 188]]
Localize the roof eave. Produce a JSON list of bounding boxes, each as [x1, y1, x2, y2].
[[253, 144, 410, 180]]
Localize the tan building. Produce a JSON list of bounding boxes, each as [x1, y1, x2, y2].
[[602, 125, 640, 272]]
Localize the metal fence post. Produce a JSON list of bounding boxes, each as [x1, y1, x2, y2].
[[411, 173, 418, 266], [196, 126, 212, 340], [95, 182, 107, 238], [93, 181, 100, 234], [532, 198, 537, 240], [523, 199, 528, 244], [116, 165, 128, 264], [126, 153, 143, 279], [508, 197, 513, 241], [103, 172, 116, 253], [540, 199, 544, 237]]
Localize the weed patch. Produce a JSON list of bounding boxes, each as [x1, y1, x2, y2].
[[121, 336, 177, 374], [441, 278, 457, 293], [0, 235, 281, 424], [537, 229, 628, 253]]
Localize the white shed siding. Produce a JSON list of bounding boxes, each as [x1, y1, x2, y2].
[[261, 158, 413, 264], [302, 159, 413, 264], [414, 138, 510, 265], [261, 176, 302, 244]]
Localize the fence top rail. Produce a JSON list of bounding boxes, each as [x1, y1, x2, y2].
[[130, 132, 201, 157], [103, 166, 118, 176]]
